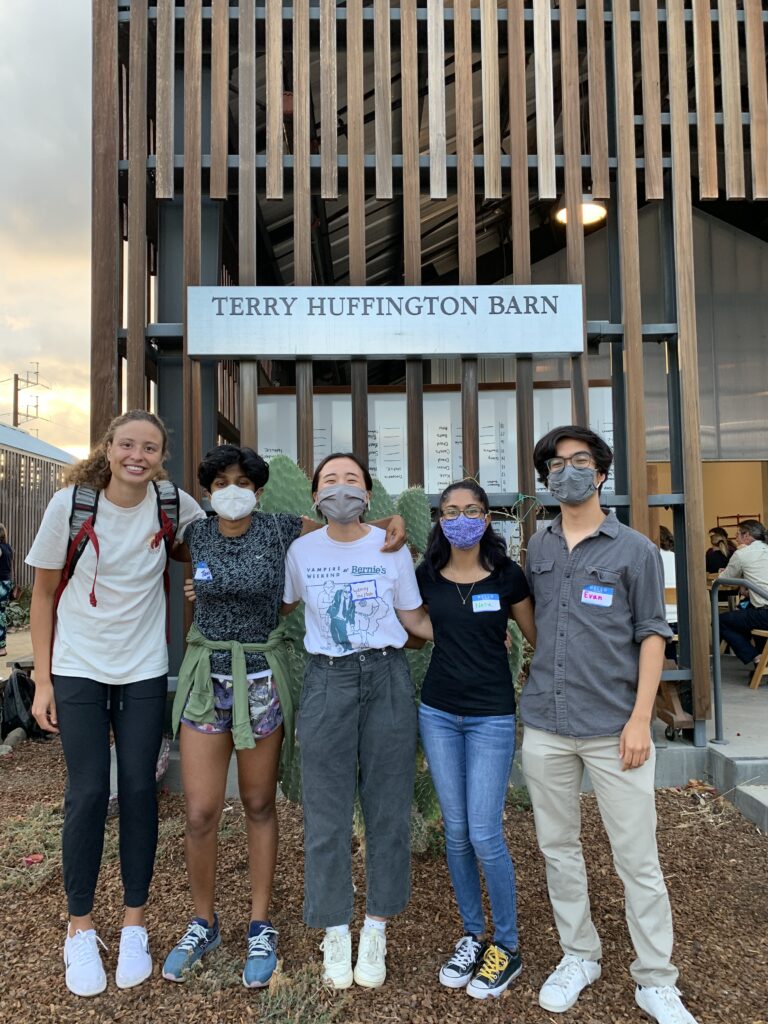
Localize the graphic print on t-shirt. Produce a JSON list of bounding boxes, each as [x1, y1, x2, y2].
[[311, 574, 391, 651]]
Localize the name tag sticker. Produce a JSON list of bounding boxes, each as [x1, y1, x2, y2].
[[472, 594, 501, 613], [194, 562, 213, 582], [349, 579, 378, 601], [581, 584, 613, 607]]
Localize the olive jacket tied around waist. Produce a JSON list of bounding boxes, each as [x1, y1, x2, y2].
[[172, 621, 296, 765]]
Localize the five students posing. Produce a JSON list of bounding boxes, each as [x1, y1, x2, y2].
[[28, 416, 699, 1024]]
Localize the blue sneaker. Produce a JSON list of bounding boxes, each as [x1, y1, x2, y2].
[[162, 915, 221, 981], [242, 921, 278, 988]]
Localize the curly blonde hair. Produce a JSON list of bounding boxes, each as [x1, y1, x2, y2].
[[65, 410, 170, 489]]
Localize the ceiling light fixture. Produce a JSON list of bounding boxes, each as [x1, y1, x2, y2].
[[554, 196, 608, 227]]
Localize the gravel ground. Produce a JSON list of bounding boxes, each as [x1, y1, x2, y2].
[[1, 737, 766, 1024]]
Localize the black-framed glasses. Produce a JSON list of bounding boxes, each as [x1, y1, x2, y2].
[[441, 505, 487, 520], [545, 451, 595, 473]]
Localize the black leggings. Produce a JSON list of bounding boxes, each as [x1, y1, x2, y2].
[[54, 674, 167, 916]]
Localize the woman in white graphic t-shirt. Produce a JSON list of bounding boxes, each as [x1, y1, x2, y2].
[[282, 453, 432, 992], [26, 410, 204, 998]]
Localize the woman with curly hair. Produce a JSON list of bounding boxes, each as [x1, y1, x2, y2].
[[27, 410, 205, 997]]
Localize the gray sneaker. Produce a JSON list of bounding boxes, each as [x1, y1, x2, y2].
[[162, 915, 221, 981]]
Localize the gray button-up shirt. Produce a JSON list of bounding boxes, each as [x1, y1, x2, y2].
[[521, 510, 673, 738]]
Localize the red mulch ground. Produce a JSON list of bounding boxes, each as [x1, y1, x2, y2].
[[1, 738, 766, 1024]]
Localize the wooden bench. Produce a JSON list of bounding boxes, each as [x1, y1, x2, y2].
[[749, 630, 768, 689]]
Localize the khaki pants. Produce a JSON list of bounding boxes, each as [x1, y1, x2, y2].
[[522, 726, 678, 988]]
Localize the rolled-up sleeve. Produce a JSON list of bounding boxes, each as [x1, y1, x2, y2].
[[629, 547, 674, 643]]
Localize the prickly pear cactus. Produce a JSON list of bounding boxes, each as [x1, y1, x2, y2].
[[396, 486, 432, 554], [260, 455, 315, 518], [366, 478, 396, 520]]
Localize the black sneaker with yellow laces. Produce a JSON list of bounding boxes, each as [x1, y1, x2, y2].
[[466, 942, 522, 999]]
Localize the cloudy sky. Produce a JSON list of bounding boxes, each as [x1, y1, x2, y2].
[[0, 2, 91, 459]]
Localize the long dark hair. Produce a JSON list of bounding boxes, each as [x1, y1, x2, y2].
[[422, 479, 510, 579]]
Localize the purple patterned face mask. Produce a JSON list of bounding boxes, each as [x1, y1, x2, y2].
[[440, 514, 488, 549]]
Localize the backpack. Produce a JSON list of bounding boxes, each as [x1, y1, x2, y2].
[[1, 667, 47, 740], [53, 480, 180, 641]]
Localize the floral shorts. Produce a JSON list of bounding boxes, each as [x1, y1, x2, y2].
[[180, 670, 284, 738]]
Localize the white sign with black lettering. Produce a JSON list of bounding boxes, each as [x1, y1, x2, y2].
[[187, 286, 584, 358]]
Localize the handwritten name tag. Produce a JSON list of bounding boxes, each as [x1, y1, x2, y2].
[[581, 584, 613, 607], [194, 562, 213, 582], [349, 579, 378, 601], [472, 594, 501, 613]]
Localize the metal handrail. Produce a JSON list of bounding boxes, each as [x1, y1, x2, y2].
[[709, 576, 768, 745]]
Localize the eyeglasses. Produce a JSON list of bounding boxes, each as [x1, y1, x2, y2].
[[441, 505, 487, 520], [545, 451, 595, 473]]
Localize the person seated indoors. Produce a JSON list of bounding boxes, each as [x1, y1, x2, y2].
[[706, 526, 736, 574], [718, 520, 768, 680]]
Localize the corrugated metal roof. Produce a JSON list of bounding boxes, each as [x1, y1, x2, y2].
[[0, 423, 77, 464]]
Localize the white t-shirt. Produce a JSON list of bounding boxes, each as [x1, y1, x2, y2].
[[283, 525, 422, 656], [26, 484, 204, 685]]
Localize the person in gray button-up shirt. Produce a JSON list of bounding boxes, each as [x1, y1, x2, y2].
[[521, 426, 699, 1024]]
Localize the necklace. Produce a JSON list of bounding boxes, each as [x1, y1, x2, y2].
[[455, 581, 477, 606]]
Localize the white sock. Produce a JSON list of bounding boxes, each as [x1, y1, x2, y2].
[[326, 924, 349, 936], [363, 916, 386, 932]]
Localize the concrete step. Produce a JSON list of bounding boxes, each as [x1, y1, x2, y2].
[[731, 784, 768, 833]]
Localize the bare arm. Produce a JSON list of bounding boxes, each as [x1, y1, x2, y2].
[[280, 600, 300, 616], [397, 605, 433, 642], [619, 633, 665, 770], [510, 596, 536, 647], [29, 568, 61, 733]]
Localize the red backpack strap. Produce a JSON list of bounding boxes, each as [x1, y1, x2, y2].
[[54, 486, 101, 615]]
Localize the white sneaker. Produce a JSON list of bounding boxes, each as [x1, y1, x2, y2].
[[539, 953, 601, 1012], [636, 985, 699, 1024], [353, 926, 387, 988], [115, 925, 153, 989], [63, 929, 108, 997], [320, 930, 353, 989]]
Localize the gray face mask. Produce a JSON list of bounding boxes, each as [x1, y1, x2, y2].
[[315, 484, 368, 524], [548, 465, 598, 505]]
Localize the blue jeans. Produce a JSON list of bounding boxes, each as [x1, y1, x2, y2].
[[418, 702, 519, 950]]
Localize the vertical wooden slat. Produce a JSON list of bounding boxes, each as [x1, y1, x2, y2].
[[183, 0, 203, 494], [402, 0, 424, 486], [127, 0, 148, 412], [586, 0, 610, 199], [294, 0, 311, 284], [239, 0, 257, 283], [533, 0, 556, 199], [667, 0, 710, 722], [91, 0, 119, 443], [509, 0, 535, 551], [639, 0, 663, 200], [613, 0, 649, 535], [718, 0, 745, 199], [347, 0, 366, 285], [155, 0, 175, 200], [210, 0, 229, 199], [455, 0, 476, 283], [692, 0, 718, 199], [461, 358, 479, 481], [427, 0, 447, 199], [296, 362, 314, 475], [239, 362, 259, 448], [560, 0, 589, 426], [320, 0, 338, 199], [744, 0, 768, 199], [374, 0, 393, 199], [266, 0, 284, 200], [480, 0, 501, 199]]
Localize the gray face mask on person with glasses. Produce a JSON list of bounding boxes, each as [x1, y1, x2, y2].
[[547, 454, 600, 505]]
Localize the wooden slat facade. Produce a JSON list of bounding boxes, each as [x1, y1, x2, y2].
[[92, 0, 768, 729]]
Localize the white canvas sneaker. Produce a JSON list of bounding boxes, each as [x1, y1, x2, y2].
[[353, 926, 387, 988], [636, 985, 699, 1024], [63, 928, 108, 997], [538, 953, 601, 1012], [115, 925, 153, 989], [320, 930, 353, 989]]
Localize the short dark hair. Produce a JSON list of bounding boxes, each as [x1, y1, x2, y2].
[[197, 444, 269, 491], [533, 424, 613, 489], [311, 452, 373, 493], [737, 519, 766, 543], [422, 479, 511, 578]]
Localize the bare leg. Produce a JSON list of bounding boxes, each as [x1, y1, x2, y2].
[[179, 725, 234, 923], [235, 725, 283, 921]]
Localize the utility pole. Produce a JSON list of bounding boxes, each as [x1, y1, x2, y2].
[[2, 363, 51, 430]]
